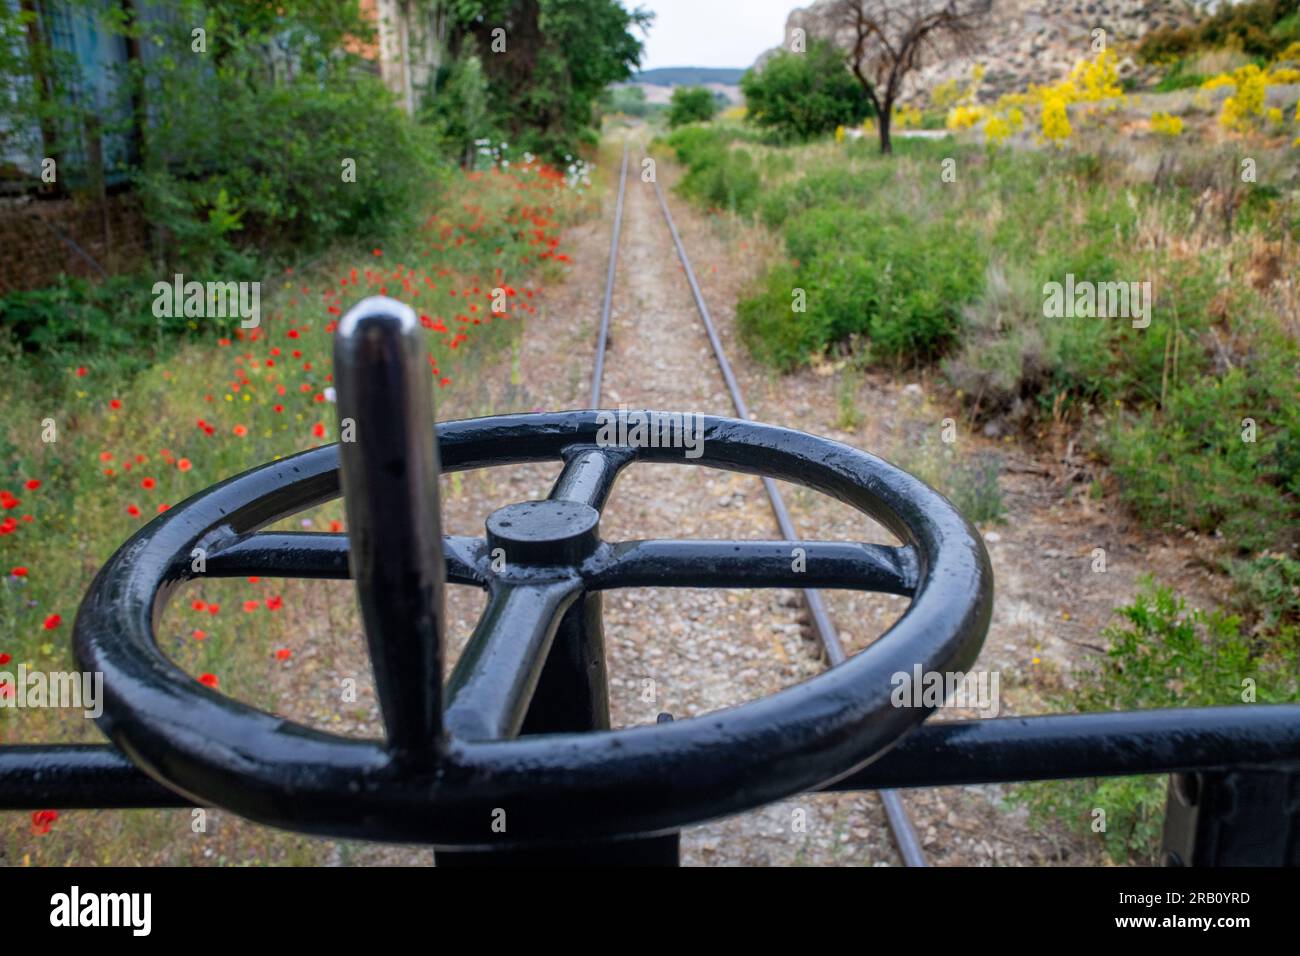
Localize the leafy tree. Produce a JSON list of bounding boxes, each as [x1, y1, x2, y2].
[[667, 86, 716, 127], [423, 52, 494, 167], [447, 0, 652, 159], [740, 39, 871, 141]]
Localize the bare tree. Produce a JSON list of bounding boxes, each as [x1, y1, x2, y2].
[[823, 0, 993, 154]]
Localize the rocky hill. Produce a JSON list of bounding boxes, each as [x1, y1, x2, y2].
[[766, 1, 1227, 101]]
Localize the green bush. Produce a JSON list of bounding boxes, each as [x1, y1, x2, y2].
[[667, 86, 718, 128], [1015, 579, 1298, 863], [1138, 0, 1300, 63], [142, 72, 443, 271], [1104, 357, 1299, 554], [0, 274, 197, 379], [740, 38, 872, 142], [738, 204, 983, 368]]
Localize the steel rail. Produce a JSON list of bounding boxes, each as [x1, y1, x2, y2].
[[589, 143, 629, 409], [645, 168, 928, 866]]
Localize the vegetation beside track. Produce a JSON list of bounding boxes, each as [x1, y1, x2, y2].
[[654, 43, 1300, 862]]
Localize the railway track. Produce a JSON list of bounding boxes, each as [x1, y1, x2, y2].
[[588, 140, 927, 867]]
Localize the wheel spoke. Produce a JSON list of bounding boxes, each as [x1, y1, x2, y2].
[[584, 539, 918, 596], [205, 533, 487, 586], [548, 444, 631, 511], [444, 581, 583, 742]]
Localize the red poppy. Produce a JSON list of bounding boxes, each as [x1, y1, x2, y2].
[[275, 648, 292, 661], [242, 600, 260, 613], [0, 653, 11, 665], [207, 602, 220, 615], [198, 673, 219, 688], [24, 479, 40, 490], [192, 629, 206, 641], [43, 614, 61, 630], [127, 504, 141, 518], [312, 423, 326, 439], [233, 425, 248, 437], [141, 477, 156, 490], [177, 459, 192, 472], [266, 595, 283, 611], [10, 567, 27, 577], [109, 399, 122, 410], [76, 366, 87, 377], [31, 810, 58, 835]]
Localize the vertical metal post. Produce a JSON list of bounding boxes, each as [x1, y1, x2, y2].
[[1162, 767, 1300, 866], [519, 593, 611, 735], [334, 296, 447, 765]]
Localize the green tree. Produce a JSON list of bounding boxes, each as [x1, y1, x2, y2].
[[667, 86, 716, 127], [740, 39, 871, 141], [448, 0, 652, 159]]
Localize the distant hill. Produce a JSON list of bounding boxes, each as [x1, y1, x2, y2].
[[634, 67, 746, 86]]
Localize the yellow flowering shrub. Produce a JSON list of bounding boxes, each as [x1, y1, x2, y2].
[[946, 104, 987, 130], [1219, 65, 1267, 131], [1150, 111, 1183, 136], [1068, 49, 1124, 104], [894, 105, 922, 129], [1040, 93, 1071, 145]]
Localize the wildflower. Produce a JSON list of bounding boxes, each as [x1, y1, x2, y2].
[[31, 810, 59, 835], [24, 479, 40, 491], [141, 477, 156, 490], [198, 673, 219, 688], [43, 614, 61, 629], [10, 567, 27, 577], [275, 648, 292, 661], [177, 459, 192, 472], [127, 504, 141, 518]]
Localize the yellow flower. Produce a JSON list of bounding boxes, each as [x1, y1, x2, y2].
[[1150, 111, 1183, 136], [1040, 94, 1071, 145]]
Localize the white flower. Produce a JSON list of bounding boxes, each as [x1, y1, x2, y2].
[[324, 386, 336, 403]]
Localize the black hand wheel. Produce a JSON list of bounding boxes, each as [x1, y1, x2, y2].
[[74, 297, 993, 847]]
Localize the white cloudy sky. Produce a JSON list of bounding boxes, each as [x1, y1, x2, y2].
[[633, 0, 796, 70]]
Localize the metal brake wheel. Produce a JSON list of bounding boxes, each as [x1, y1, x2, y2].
[[74, 297, 992, 847]]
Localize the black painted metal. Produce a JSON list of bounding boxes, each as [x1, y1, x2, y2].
[[1162, 769, 1300, 866], [9, 704, 1300, 809], [0, 289, 1292, 864], [59, 299, 992, 847], [334, 298, 447, 764]]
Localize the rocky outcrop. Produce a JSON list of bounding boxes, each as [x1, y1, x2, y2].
[[762, 1, 1223, 102]]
